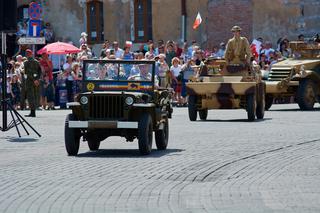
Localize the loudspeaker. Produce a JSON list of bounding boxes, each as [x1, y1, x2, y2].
[[0, 0, 17, 32]]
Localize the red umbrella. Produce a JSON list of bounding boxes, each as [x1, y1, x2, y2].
[[37, 41, 81, 55]]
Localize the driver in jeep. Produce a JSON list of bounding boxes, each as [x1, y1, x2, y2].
[[128, 64, 159, 87]]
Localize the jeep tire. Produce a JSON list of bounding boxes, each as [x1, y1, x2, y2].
[[246, 94, 256, 121], [188, 95, 197, 121], [265, 95, 273, 111], [88, 139, 101, 151], [297, 79, 316, 110], [65, 114, 81, 156], [155, 118, 169, 150], [256, 84, 265, 119], [199, 109, 208, 120], [138, 113, 153, 155]]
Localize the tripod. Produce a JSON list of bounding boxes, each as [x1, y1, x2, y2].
[[0, 32, 41, 137]]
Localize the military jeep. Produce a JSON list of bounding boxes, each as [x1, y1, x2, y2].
[[265, 41, 320, 110], [186, 58, 265, 121], [64, 60, 172, 156]]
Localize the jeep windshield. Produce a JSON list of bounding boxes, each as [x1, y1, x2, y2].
[[82, 59, 155, 92]]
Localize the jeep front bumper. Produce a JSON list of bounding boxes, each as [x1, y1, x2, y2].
[[68, 121, 138, 129]]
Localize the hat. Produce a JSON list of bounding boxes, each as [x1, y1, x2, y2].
[[26, 49, 32, 54], [158, 53, 166, 59], [81, 32, 87, 37], [231, 26, 242, 32], [220, 42, 225, 46]]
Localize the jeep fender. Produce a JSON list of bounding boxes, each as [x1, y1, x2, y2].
[[292, 70, 320, 82]]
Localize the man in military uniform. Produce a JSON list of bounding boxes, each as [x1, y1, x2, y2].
[[24, 49, 41, 117], [224, 26, 252, 66]]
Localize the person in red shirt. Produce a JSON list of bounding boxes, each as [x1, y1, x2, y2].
[[175, 42, 183, 58], [39, 53, 54, 109]]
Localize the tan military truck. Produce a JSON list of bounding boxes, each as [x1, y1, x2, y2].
[[265, 41, 320, 110], [186, 58, 265, 121]]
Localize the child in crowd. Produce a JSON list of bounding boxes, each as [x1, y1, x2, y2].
[[170, 57, 183, 106], [10, 74, 21, 109], [72, 63, 83, 99], [259, 53, 268, 70]]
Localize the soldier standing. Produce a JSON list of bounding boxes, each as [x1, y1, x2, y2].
[[224, 26, 252, 66], [24, 49, 41, 117]]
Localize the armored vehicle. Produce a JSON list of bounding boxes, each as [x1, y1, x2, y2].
[[186, 58, 265, 121], [64, 60, 172, 156], [265, 41, 320, 110]]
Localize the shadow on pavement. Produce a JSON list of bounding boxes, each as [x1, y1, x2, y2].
[[77, 148, 184, 158], [5, 137, 39, 143], [196, 118, 272, 123], [269, 107, 320, 112]]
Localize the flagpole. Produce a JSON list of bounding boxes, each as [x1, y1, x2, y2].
[[198, 22, 202, 49]]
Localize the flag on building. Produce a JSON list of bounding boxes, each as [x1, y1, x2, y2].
[[193, 12, 202, 30]]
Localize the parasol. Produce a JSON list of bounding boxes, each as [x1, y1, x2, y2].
[[37, 41, 80, 55], [37, 42, 81, 73]]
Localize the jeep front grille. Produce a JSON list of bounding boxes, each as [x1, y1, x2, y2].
[[268, 69, 291, 81], [88, 95, 124, 119]]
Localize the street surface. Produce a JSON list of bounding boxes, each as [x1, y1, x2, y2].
[[0, 103, 320, 213]]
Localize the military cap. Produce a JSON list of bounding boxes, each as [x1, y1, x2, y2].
[[231, 26, 242, 32]]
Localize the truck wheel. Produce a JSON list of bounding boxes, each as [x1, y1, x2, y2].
[[199, 109, 208, 120], [138, 113, 153, 155], [265, 95, 273, 111], [256, 85, 265, 119], [88, 139, 100, 151], [297, 79, 316, 110], [246, 94, 256, 121], [64, 114, 81, 156], [188, 95, 198, 121], [155, 118, 169, 150]]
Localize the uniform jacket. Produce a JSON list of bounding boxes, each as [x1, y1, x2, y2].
[[24, 58, 41, 84], [225, 36, 252, 65]]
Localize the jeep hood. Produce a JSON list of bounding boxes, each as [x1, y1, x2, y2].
[[81, 91, 149, 97]]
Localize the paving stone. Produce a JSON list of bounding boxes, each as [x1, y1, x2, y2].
[[0, 104, 320, 212]]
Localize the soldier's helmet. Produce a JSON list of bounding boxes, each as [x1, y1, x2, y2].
[[231, 26, 242, 32]]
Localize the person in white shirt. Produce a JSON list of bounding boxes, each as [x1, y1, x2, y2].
[[113, 41, 124, 59], [215, 42, 226, 58], [261, 41, 275, 61], [170, 57, 183, 105], [79, 32, 87, 46]]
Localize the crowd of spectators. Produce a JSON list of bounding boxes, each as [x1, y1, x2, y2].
[[1, 27, 320, 111]]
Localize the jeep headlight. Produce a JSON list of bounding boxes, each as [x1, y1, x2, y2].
[[125, 96, 134, 106], [80, 96, 88, 105]]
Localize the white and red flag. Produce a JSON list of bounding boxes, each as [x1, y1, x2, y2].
[[193, 12, 202, 30]]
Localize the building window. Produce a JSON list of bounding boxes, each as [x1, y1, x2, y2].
[[87, 0, 104, 43], [134, 0, 152, 42], [17, 5, 29, 22]]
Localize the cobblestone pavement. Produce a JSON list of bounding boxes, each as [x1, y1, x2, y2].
[[0, 103, 320, 213]]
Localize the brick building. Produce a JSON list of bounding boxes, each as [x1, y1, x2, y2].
[[16, 0, 320, 51]]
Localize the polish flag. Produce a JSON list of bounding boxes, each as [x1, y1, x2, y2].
[[193, 12, 202, 30]]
